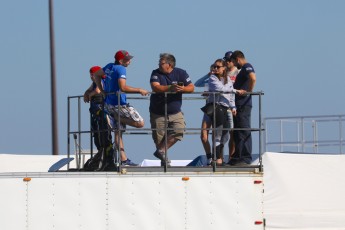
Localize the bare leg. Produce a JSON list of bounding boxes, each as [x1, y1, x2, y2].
[[113, 115, 144, 128], [157, 135, 178, 153], [201, 120, 211, 155], [114, 131, 127, 162]]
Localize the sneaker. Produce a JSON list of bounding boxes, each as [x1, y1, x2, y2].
[[153, 150, 165, 161], [206, 158, 213, 166], [121, 159, 138, 166], [153, 150, 171, 167]]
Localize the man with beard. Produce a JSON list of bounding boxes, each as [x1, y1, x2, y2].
[[229, 50, 256, 166]]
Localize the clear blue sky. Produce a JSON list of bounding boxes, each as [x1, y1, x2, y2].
[[1, 0, 345, 163]]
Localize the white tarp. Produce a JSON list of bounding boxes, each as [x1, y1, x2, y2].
[[263, 152, 345, 230], [0, 154, 192, 172], [0, 154, 71, 172]]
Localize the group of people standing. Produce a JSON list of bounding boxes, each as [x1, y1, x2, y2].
[[83, 49, 256, 170]]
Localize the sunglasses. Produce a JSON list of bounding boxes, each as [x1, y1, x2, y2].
[[213, 65, 224, 69]]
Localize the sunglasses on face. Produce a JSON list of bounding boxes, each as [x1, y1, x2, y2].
[[213, 65, 224, 69]]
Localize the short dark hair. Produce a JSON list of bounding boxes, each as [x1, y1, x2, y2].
[[160, 53, 176, 68], [231, 50, 245, 60]]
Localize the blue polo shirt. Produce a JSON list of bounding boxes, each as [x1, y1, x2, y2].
[[233, 63, 255, 107], [149, 67, 192, 115], [102, 63, 127, 106]]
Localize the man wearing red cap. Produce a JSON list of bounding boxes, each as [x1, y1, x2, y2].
[[84, 66, 104, 103], [83, 66, 115, 171], [94, 50, 149, 167]]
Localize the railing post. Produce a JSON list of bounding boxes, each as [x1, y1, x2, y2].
[[67, 96, 70, 170]]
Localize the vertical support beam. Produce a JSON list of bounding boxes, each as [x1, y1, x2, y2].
[[49, 0, 59, 155]]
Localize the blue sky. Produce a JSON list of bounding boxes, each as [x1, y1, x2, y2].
[[1, 0, 345, 163]]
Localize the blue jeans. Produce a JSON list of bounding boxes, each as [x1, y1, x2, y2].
[[232, 105, 252, 163]]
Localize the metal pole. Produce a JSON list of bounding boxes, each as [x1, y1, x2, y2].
[[164, 92, 168, 172], [258, 92, 263, 171], [49, 0, 59, 155], [77, 97, 81, 169], [67, 97, 70, 169]]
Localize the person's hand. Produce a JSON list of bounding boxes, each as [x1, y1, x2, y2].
[[232, 108, 237, 116], [139, 88, 149, 96], [83, 93, 90, 103], [201, 92, 209, 97], [236, 89, 247, 96], [174, 84, 184, 92]]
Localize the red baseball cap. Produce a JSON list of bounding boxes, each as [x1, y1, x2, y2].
[[115, 50, 133, 61], [89, 66, 106, 78], [89, 66, 101, 74]]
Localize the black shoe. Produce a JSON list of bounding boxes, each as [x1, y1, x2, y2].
[[96, 153, 115, 171], [160, 159, 171, 167], [103, 161, 117, 171], [228, 159, 250, 166], [228, 159, 238, 166], [153, 150, 164, 161], [236, 161, 251, 166], [153, 150, 171, 167], [83, 151, 102, 171]]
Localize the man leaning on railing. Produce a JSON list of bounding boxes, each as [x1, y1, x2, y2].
[[149, 53, 195, 167], [94, 50, 149, 169]]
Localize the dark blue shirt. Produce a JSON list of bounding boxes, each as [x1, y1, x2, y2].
[[149, 67, 192, 115], [233, 63, 255, 107]]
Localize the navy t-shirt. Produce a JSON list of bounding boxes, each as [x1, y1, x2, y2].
[[149, 67, 192, 115], [233, 63, 255, 107]]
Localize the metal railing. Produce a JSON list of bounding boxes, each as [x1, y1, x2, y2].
[[264, 114, 345, 154], [67, 91, 265, 172]]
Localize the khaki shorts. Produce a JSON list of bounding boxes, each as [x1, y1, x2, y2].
[[150, 112, 185, 145]]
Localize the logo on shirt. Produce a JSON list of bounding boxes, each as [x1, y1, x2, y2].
[[230, 75, 236, 83], [105, 69, 112, 74], [151, 75, 158, 80], [186, 77, 191, 82], [246, 67, 253, 72]]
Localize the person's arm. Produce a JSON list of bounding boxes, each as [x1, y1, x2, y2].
[[248, 72, 256, 92], [118, 78, 149, 96], [88, 85, 102, 101], [151, 82, 171, 93], [83, 83, 94, 103], [94, 69, 106, 95], [174, 83, 195, 93], [208, 75, 227, 92]]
